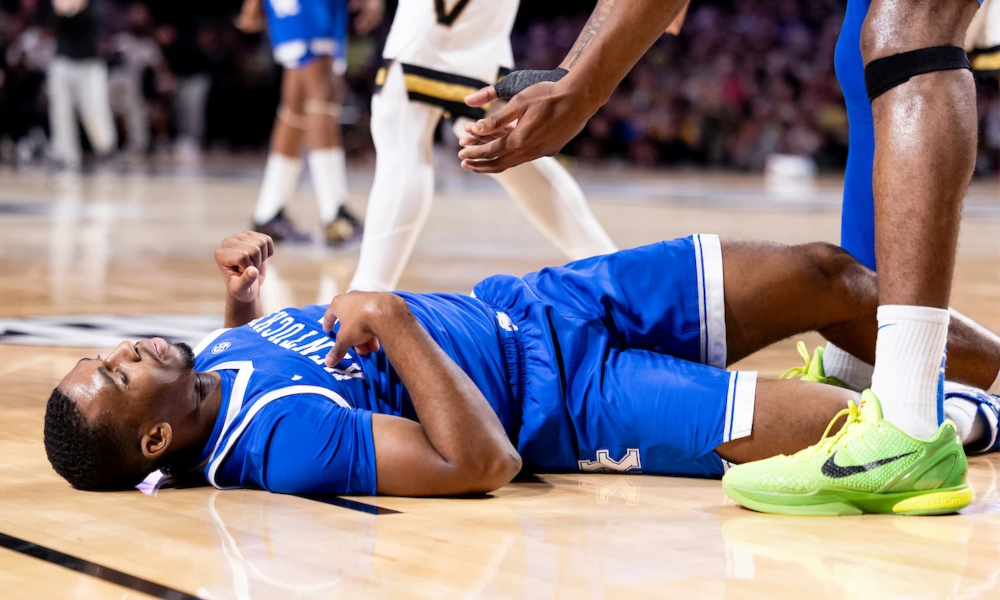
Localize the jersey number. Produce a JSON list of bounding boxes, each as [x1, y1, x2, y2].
[[578, 449, 642, 474], [434, 0, 471, 26]]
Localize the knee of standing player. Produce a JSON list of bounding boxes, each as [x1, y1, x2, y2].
[[800, 242, 864, 296]]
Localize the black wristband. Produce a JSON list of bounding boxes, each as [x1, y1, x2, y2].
[[494, 68, 569, 100]]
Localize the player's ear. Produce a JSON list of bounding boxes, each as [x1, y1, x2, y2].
[[140, 423, 172, 459]]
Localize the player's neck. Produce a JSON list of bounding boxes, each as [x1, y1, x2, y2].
[[162, 372, 224, 473], [170, 372, 224, 453], [193, 371, 224, 441]]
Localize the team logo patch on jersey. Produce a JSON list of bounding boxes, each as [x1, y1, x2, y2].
[[212, 342, 231, 354], [578, 449, 642, 473]]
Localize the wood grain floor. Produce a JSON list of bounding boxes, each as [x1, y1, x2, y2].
[[1, 163, 998, 599]]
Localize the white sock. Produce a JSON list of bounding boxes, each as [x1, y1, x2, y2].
[[943, 396, 987, 447], [253, 153, 302, 225], [308, 147, 347, 224], [822, 343, 873, 392], [870, 305, 950, 439]]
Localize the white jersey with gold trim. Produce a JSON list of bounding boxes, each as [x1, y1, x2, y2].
[[382, 0, 518, 85]]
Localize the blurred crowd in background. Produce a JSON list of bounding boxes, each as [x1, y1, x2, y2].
[[0, 0, 997, 173]]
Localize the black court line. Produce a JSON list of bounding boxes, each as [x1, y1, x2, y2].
[[298, 495, 401, 515], [0, 532, 201, 600]]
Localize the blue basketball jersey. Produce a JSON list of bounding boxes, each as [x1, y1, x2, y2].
[[187, 237, 757, 496], [190, 294, 515, 496]]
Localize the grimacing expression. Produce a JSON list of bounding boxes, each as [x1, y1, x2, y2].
[[58, 338, 198, 429]]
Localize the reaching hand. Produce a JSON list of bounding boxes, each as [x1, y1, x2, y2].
[[457, 79, 596, 174], [351, 0, 385, 35], [214, 231, 274, 304], [322, 292, 400, 366]]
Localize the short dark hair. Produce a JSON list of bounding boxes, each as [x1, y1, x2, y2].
[[43, 388, 154, 490]]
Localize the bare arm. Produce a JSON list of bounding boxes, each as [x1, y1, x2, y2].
[[214, 231, 274, 328], [458, 0, 688, 173], [559, 0, 688, 104], [323, 292, 521, 496]]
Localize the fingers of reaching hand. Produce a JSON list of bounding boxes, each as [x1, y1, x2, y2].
[[461, 154, 522, 174], [464, 85, 498, 108], [458, 121, 516, 147], [470, 101, 524, 136]]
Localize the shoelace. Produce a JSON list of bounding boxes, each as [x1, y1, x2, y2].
[[792, 400, 863, 462], [780, 341, 813, 380]]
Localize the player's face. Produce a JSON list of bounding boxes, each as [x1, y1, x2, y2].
[[58, 339, 198, 426]]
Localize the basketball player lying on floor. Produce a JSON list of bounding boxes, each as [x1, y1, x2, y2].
[[44, 232, 1000, 498]]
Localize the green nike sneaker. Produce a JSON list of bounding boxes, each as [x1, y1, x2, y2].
[[780, 341, 850, 388], [722, 390, 973, 516]]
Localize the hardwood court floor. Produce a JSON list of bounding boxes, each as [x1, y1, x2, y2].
[[1, 163, 998, 599]]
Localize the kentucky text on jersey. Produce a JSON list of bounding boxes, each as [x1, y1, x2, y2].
[[245, 310, 363, 381]]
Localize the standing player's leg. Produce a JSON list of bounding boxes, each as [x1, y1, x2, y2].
[[252, 68, 310, 242], [47, 58, 81, 168], [77, 59, 117, 159], [348, 62, 444, 291], [299, 57, 356, 245], [822, 0, 880, 390], [860, 0, 981, 438], [450, 117, 618, 261]]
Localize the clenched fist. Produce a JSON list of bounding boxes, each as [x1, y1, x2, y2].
[[214, 231, 275, 304]]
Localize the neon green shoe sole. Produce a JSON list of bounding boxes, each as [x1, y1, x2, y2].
[[723, 479, 973, 516]]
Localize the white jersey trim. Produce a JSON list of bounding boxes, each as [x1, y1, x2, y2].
[[206, 383, 352, 489], [193, 328, 230, 357], [206, 361, 255, 465]]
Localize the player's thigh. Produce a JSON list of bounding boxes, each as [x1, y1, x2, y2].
[[572, 347, 757, 478], [370, 63, 442, 161], [721, 239, 875, 363], [521, 234, 724, 365]]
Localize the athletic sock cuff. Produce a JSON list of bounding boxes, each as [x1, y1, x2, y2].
[[876, 305, 951, 325]]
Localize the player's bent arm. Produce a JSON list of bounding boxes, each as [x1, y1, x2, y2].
[[371, 415, 518, 496], [224, 294, 264, 329], [328, 293, 521, 496], [214, 231, 274, 328]]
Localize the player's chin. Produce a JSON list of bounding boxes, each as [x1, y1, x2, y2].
[[165, 341, 197, 372]]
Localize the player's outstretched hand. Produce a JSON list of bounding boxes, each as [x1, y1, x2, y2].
[[322, 291, 391, 366], [214, 231, 274, 304], [458, 80, 594, 174], [351, 0, 385, 35]]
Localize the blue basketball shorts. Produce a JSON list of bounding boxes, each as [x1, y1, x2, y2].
[[473, 235, 757, 478], [264, 0, 348, 70]]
